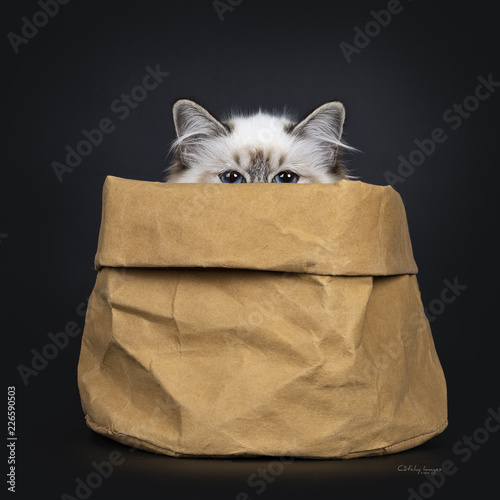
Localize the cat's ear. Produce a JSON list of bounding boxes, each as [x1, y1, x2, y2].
[[172, 99, 227, 139], [292, 102, 346, 147]]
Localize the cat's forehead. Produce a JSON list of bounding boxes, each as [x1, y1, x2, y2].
[[225, 112, 294, 143]]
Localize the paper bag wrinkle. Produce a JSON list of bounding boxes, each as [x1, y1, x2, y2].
[[107, 298, 173, 327], [152, 201, 169, 253], [376, 189, 385, 270], [100, 339, 185, 442], [270, 220, 334, 264], [169, 274, 183, 354]]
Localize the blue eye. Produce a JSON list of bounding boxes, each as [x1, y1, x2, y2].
[[220, 171, 246, 183], [273, 171, 299, 183]]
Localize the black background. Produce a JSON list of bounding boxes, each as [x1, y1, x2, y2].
[[2, 0, 499, 499]]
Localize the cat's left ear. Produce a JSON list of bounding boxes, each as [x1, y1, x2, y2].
[[292, 102, 346, 146], [172, 99, 228, 140]]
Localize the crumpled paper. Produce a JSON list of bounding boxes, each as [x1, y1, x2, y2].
[[77, 176, 447, 458]]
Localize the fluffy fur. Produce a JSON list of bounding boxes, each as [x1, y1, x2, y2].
[[165, 99, 355, 183]]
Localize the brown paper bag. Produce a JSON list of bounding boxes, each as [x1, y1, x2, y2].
[[77, 176, 447, 458]]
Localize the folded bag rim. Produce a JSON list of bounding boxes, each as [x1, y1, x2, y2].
[[95, 176, 418, 276]]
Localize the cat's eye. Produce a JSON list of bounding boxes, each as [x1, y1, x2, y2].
[[273, 171, 300, 183], [220, 171, 246, 183]]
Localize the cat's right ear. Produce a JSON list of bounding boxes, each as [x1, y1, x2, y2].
[[292, 101, 346, 145], [172, 99, 228, 140]]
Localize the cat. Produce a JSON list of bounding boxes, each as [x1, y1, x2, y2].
[[165, 99, 355, 183]]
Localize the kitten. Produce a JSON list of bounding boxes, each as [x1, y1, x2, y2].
[[165, 99, 354, 183]]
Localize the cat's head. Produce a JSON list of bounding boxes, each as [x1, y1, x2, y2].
[[165, 99, 354, 183]]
